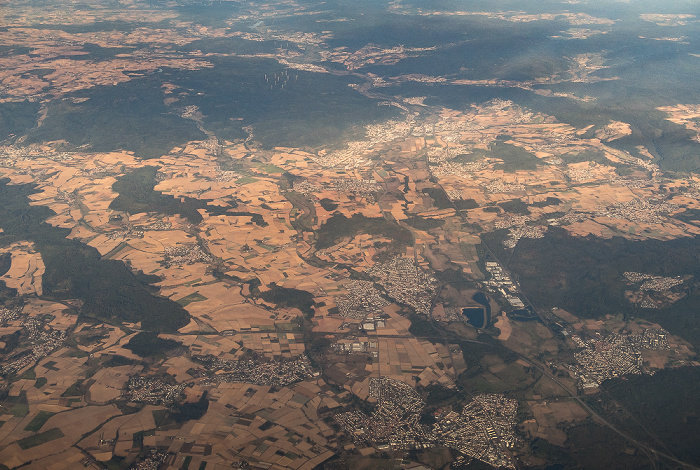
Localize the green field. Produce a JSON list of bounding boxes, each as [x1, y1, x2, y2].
[[235, 176, 259, 185], [176, 292, 208, 307], [24, 411, 55, 432], [257, 164, 285, 174], [497, 142, 540, 170], [10, 403, 28, 418], [17, 428, 64, 449]]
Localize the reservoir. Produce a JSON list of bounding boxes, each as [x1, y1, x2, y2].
[[462, 292, 491, 328], [462, 307, 485, 328]]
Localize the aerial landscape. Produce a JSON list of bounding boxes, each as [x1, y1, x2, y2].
[[1, 0, 700, 468]]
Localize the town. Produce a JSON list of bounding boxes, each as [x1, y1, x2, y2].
[[335, 378, 519, 469], [335, 280, 390, 320], [568, 328, 671, 389], [367, 256, 438, 316], [595, 197, 680, 224]]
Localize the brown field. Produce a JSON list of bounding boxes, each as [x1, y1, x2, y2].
[[494, 312, 513, 341], [526, 399, 589, 446], [0, 405, 119, 467], [550, 308, 581, 323], [21, 447, 86, 470], [88, 365, 142, 404], [504, 319, 559, 358], [0, 242, 44, 296]]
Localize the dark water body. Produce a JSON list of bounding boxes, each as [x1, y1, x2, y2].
[[471, 292, 491, 328], [462, 307, 485, 329]]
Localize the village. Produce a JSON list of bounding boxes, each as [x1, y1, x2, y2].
[[197, 355, 316, 387], [126, 377, 186, 405], [623, 271, 688, 292], [0, 319, 67, 377]]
